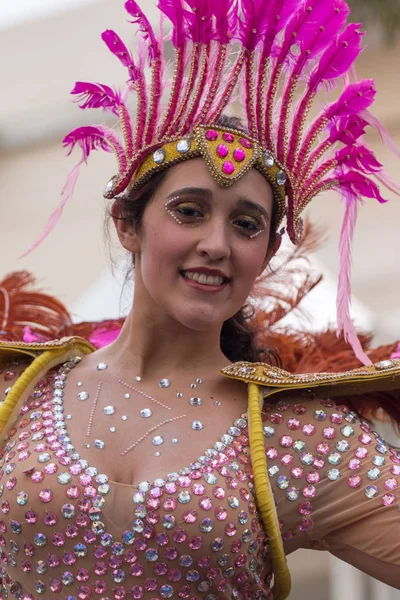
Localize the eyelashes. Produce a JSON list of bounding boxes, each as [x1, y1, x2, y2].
[[164, 197, 266, 238]]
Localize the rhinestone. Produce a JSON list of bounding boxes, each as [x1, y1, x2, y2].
[[155, 452, 161, 457], [192, 421, 204, 431], [375, 360, 395, 370], [215, 401, 221, 406], [159, 379, 171, 388], [172, 439, 179, 444], [77, 381, 83, 387], [190, 383, 197, 389], [153, 148, 166, 164], [105, 175, 118, 194], [152, 436, 164, 446], [190, 397, 202, 406], [104, 406, 116, 416], [140, 408, 152, 418], [121, 416, 128, 421], [365, 484, 379, 499], [177, 139, 191, 153], [176, 392, 183, 398], [124, 393, 130, 399], [196, 378, 202, 384], [135, 376, 142, 382], [277, 170, 286, 186], [263, 151, 274, 167], [94, 440, 105, 450], [97, 363, 108, 371], [78, 392, 89, 401]]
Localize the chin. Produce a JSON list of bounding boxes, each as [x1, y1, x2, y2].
[[171, 304, 239, 332]]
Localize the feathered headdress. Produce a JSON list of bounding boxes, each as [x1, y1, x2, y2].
[[25, 0, 399, 368]]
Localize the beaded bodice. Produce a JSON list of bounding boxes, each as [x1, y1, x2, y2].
[[1, 357, 400, 599], [0, 366, 274, 600]]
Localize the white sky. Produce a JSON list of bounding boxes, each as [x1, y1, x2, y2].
[[0, 0, 100, 30]]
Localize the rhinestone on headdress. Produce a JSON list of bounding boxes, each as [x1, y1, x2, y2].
[[177, 139, 191, 154], [153, 149, 166, 164], [277, 170, 287, 186]]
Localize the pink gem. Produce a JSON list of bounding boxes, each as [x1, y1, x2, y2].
[[31, 470, 44, 483], [50, 579, 62, 593], [282, 531, 294, 541], [302, 485, 317, 498], [178, 476, 191, 488], [231, 539, 242, 553], [66, 485, 80, 499], [78, 585, 91, 600], [192, 483, 205, 495], [205, 129, 218, 141], [302, 424, 316, 436], [172, 528, 186, 543], [287, 418, 301, 430], [199, 497, 213, 511], [306, 471, 320, 484], [183, 509, 197, 524], [293, 404, 306, 415], [280, 453, 293, 466], [391, 466, 400, 476], [355, 447, 368, 459], [384, 477, 398, 490], [39, 489, 53, 503], [235, 553, 247, 568], [298, 518, 313, 532], [44, 511, 57, 526], [233, 148, 245, 162], [330, 413, 344, 424], [93, 580, 108, 594], [239, 138, 253, 149], [212, 486, 226, 499], [266, 447, 278, 460], [215, 506, 227, 521], [222, 161, 235, 174], [44, 463, 58, 475], [76, 568, 89, 582], [316, 442, 330, 455], [291, 467, 304, 479], [382, 493, 395, 506], [24, 509, 38, 524], [298, 501, 313, 516], [163, 497, 177, 511], [165, 482, 177, 494], [313, 456, 325, 469], [322, 427, 336, 439], [222, 132, 235, 143], [279, 435, 292, 448], [150, 486, 163, 498], [144, 578, 157, 591], [188, 536, 202, 550], [271, 413, 284, 424], [18, 451, 30, 461], [216, 144, 229, 158], [348, 475, 362, 488], [348, 458, 361, 470], [359, 433, 372, 445]]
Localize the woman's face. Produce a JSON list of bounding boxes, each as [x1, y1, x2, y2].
[[118, 158, 276, 331]]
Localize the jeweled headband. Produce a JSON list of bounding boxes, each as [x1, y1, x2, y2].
[[26, 0, 399, 369]]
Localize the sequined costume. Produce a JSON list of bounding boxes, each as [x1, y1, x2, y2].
[[0, 341, 399, 600]]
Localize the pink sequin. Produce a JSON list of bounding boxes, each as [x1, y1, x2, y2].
[[382, 493, 396, 506], [222, 132, 235, 143], [302, 423, 316, 436], [266, 447, 278, 460], [239, 138, 253, 149], [287, 418, 301, 430], [355, 447, 368, 459], [222, 161, 235, 174], [348, 475, 362, 488], [348, 458, 361, 470], [384, 478, 398, 491], [233, 148, 245, 162], [322, 427, 336, 439], [279, 435, 293, 448], [39, 489, 53, 503], [291, 467, 304, 479], [216, 144, 229, 158]]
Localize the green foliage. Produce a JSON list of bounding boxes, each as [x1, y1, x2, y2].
[[349, 0, 400, 41]]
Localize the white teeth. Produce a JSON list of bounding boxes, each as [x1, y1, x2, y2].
[[183, 271, 225, 286]]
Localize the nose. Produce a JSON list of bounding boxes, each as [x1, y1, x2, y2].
[[196, 217, 231, 261]]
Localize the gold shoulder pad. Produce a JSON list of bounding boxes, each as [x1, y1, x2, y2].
[[0, 337, 95, 361], [220, 359, 400, 399]]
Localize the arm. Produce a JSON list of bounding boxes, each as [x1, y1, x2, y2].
[[263, 390, 400, 588]]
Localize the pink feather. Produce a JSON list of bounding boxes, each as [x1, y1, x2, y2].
[[328, 114, 368, 145], [337, 171, 387, 203], [309, 23, 364, 90], [125, 0, 158, 65], [237, 0, 275, 51], [185, 0, 214, 44], [89, 325, 122, 348], [210, 0, 238, 44], [335, 144, 382, 174], [336, 194, 372, 365], [101, 29, 140, 81], [157, 0, 191, 47], [71, 82, 121, 115]]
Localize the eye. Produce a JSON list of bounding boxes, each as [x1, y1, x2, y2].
[[233, 215, 264, 235], [176, 203, 204, 218]]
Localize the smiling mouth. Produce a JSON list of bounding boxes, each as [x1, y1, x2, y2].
[[181, 271, 230, 286]]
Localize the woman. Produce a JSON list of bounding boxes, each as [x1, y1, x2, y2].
[[1, 1, 400, 598]]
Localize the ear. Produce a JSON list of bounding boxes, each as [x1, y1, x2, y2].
[[259, 231, 282, 275], [112, 202, 141, 254]]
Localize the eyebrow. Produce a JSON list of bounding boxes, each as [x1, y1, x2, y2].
[[167, 187, 270, 221]]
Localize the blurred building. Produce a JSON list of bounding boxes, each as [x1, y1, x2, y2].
[[0, 2, 399, 597]]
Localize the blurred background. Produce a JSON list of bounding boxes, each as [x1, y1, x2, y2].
[[0, 1, 399, 597]]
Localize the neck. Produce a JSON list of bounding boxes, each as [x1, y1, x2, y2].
[[101, 306, 230, 382]]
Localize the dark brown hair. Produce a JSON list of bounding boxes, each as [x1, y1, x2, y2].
[[111, 116, 281, 363]]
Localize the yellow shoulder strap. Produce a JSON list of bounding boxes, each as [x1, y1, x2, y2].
[[248, 382, 291, 600], [0, 338, 94, 436]]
